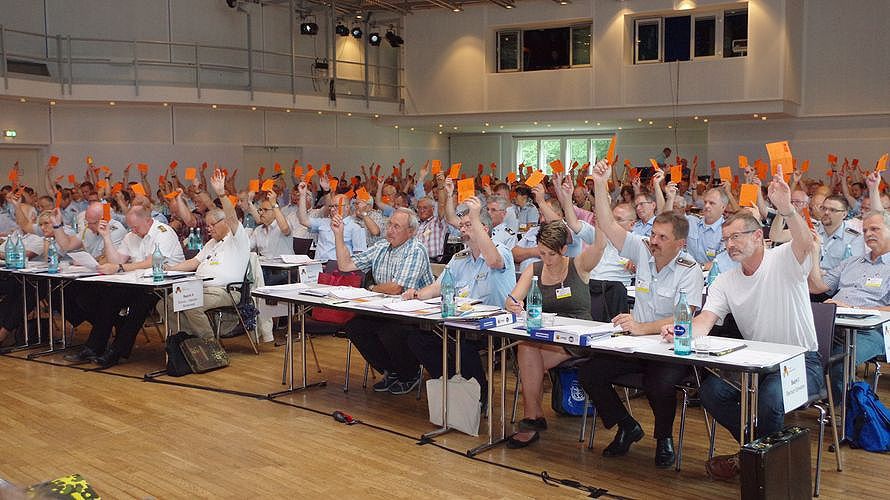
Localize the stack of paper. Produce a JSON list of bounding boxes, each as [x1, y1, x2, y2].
[[327, 287, 380, 300]]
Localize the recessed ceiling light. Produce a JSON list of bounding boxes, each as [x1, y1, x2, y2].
[[163, 102, 169, 107], [703, 118, 709, 123], [584, 120, 589, 124], [110, 101, 116, 106], [618, 127, 623, 130], [347, 112, 353, 116], [438, 124, 443, 128], [286, 109, 292, 113], [453, 126, 458, 130], [317, 111, 322, 115], [410, 127, 415, 131], [251, 106, 257, 111], [484, 122, 490, 127], [761, 116, 767, 120], [546, 124, 551, 127], [533, 121, 538, 125], [596, 122, 601, 126], [481, 130, 486, 134], [211, 104, 217, 109], [570, 128, 576, 132], [693, 116, 699, 120], [648, 121, 653, 125], [49, 100, 56, 105], [438, 131, 443, 135], [506, 4, 513, 8], [637, 118, 643, 122], [394, 125, 399, 128], [452, 6, 462, 12], [19, 98, 26, 103], [499, 125, 504, 129], [667, 125, 673, 129], [374, 114, 380, 118], [753, 114, 759, 118]]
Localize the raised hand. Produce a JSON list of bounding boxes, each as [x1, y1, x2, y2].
[[444, 177, 454, 197], [767, 164, 793, 213], [591, 159, 611, 182], [464, 196, 482, 220], [331, 213, 345, 237], [209, 169, 226, 195]]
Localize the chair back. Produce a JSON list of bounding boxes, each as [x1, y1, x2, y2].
[[293, 237, 314, 258], [810, 301, 837, 372]]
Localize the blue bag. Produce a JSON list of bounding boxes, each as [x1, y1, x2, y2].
[[845, 381, 890, 452], [549, 367, 595, 416]]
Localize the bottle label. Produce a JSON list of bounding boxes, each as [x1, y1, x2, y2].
[[673, 324, 688, 337]]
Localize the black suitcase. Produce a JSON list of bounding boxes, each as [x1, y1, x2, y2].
[[740, 426, 811, 500]]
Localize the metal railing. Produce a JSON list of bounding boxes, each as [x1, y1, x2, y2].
[[0, 25, 402, 104]]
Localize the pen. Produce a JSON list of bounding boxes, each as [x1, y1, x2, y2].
[[508, 294, 520, 304], [710, 344, 748, 357]]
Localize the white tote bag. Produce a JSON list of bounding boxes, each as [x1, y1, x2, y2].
[[427, 375, 482, 437]]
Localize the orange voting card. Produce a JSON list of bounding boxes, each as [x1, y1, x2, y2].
[[506, 172, 517, 183], [248, 179, 260, 192], [606, 135, 617, 165], [624, 160, 632, 168], [111, 182, 123, 195], [457, 178, 475, 203], [738, 155, 749, 169], [827, 154, 838, 165], [802, 206, 815, 230], [294, 165, 303, 178], [168, 161, 178, 170], [670, 165, 683, 183], [258, 167, 266, 177], [570, 161, 579, 171], [338, 198, 344, 216], [158, 175, 166, 185], [329, 178, 339, 193], [137, 163, 149, 174], [304, 169, 316, 182], [274, 162, 282, 173], [54, 191, 62, 209], [48, 155, 59, 166], [68, 174, 77, 185], [876, 153, 888, 172], [393, 166, 401, 177], [344, 189, 355, 200], [549, 159, 564, 175], [766, 141, 793, 173], [131, 183, 146, 196], [226, 195, 238, 207], [649, 159, 659, 170], [102, 202, 111, 221], [164, 191, 179, 200], [629, 168, 638, 179], [490, 162, 497, 172], [525, 170, 545, 188], [754, 160, 768, 180], [448, 163, 462, 179], [184, 167, 196, 181], [321, 164, 331, 175], [477, 164, 484, 175], [96, 179, 109, 190], [739, 184, 758, 208], [261, 179, 275, 192], [355, 187, 371, 202], [8, 169, 18, 182], [399, 158, 405, 166], [719, 166, 733, 183], [481, 175, 491, 187], [431, 160, 442, 175], [801, 160, 810, 172]]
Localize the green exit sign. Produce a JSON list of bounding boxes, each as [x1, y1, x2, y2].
[[3, 130, 16, 138]]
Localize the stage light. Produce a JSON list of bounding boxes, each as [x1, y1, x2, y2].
[[369, 32, 381, 46], [385, 30, 403, 47], [300, 22, 319, 35], [335, 24, 349, 36], [351, 26, 363, 38], [226, 0, 237, 8]]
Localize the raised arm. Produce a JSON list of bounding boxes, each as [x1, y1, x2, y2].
[[209, 169, 240, 235], [768, 164, 810, 264], [295, 182, 312, 229], [865, 171, 884, 213], [592, 160, 628, 252], [465, 196, 503, 270], [331, 214, 359, 272], [553, 173, 581, 233], [652, 169, 666, 213], [49, 208, 83, 252], [443, 176, 461, 227]]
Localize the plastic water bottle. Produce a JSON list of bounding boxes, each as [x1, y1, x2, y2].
[[14, 234, 25, 269], [151, 243, 164, 282], [673, 289, 693, 356], [4, 236, 13, 269], [194, 227, 203, 250], [187, 228, 196, 250], [440, 267, 455, 318], [244, 212, 256, 229], [706, 261, 720, 286], [47, 237, 59, 273], [526, 276, 543, 332]]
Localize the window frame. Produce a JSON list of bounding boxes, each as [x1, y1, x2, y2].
[[497, 29, 521, 73], [632, 7, 747, 65], [634, 18, 663, 64], [692, 14, 719, 59], [513, 135, 615, 175], [495, 22, 593, 73]]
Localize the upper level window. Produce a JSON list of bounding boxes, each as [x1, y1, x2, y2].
[[497, 24, 591, 73], [633, 7, 747, 64]]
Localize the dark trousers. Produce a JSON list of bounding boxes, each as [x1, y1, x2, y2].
[[345, 316, 419, 382], [402, 327, 487, 390], [82, 286, 159, 357], [578, 355, 689, 439], [0, 277, 88, 335], [588, 279, 630, 323]]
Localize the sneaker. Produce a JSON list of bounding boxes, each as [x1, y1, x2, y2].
[[372, 371, 399, 392], [706, 453, 740, 481], [388, 375, 422, 395]]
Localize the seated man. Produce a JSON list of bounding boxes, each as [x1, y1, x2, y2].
[[400, 194, 515, 394], [248, 191, 292, 285], [665, 166, 825, 480], [808, 210, 890, 401], [333, 207, 434, 395], [579, 160, 703, 469], [163, 170, 250, 339], [295, 183, 366, 263], [63, 205, 185, 368]]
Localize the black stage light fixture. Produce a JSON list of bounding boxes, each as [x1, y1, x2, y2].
[[301, 22, 319, 35], [351, 26, 363, 38], [368, 32, 381, 46], [226, 0, 237, 8], [335, 23, 349, 36], [385, 30, 403, 47]]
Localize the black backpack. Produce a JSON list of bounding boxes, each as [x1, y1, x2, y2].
[[165, 331, 197, 377]]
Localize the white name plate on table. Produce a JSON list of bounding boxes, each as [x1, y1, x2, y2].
[[297, 263, 322, 284], [173, 279, 204, 312], [780, 353, 808, 413], [883, 323, 890, 361]]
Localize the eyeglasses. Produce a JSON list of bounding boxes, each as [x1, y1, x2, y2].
[[821, 207, 846, 214], [634, 201, 654, 208], [720, 230, 757, 245], [256, 207, 270, 213], [791, 200, 808, 206]]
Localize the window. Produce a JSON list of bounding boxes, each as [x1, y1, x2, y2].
[[496, 24, 591, 72], [497, 30, 520, 72], [633, 7, 747, 64], [514, 136, 614, 175]]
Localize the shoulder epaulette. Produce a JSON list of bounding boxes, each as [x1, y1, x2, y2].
[[845, 227, 861, 236], [504, 227, 515, 235], [675, 257, 696, 268]]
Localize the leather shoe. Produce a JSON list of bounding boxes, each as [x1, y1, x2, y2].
[[63, 347, 98, 363], [95, 349, 122, 369], [518, 417, 548, 432], [655, 437, 676, 468], [506, 431, 539, 449], [602, 420, 644, 457]]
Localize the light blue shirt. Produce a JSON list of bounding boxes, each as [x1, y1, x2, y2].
[[440, 244, 515, 307], [310, 216, 367, 262], [822, 251, 890, 307], [685, 214, 725, 264], [491, 222, 518, 250], [817, 221, 865, 271], [514, 224, 584, 272], [631, 216, 655, 237]]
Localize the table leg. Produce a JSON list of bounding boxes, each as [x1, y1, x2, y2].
[[21, 275, 30, 345], [749, 373, 759, 443], [145, 287, 172, 379], [840, 327, 852, 442], [740, 372, 749, 444]]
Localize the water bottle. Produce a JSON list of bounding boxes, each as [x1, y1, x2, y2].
[[195, 227, 203, 250], [47, 237, 59, 273], [706, 261, 720, 286], [244, 212, 256, 229], [843, 243, 852, 261], [151, 243, 164, 282], [526, 276, 543, 332], [4, 236, 13, 269], [673, 289, 693, 356], [14, 234, 25, 269], [187, 228, 196, 250], [440, 267, 455, 318]]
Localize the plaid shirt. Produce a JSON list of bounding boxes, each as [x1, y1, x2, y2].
[[416, 215, 449, 258], [351, 237, 434, 290]]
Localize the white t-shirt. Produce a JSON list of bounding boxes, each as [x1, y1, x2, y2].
[[703, 243, 817, 351], [250, 220, 293, 258], [195, 223, 250, 287], [119, 220, 185, 265]]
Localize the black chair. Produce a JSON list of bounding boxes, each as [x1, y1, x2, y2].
[[293, 237, 314, 259]]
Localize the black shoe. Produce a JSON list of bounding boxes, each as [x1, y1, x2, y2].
[[506, 431, 539, 449], [63, 347, 98, 364], [602, 420, 644, 457], [95, 349, 122, 369], [518, 417, 548, 432], [655, 437, 676, 468]]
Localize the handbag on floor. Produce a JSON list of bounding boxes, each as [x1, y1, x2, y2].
[[165, 331, 197, 377], [180, 337, 229, 374]]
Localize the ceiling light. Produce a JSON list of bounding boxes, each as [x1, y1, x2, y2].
[[584, 120, 589, 124], [438, 124, 443, 128], [438, 131, 443, 135], [637, 118, 643, 122], [351, 26, 363, 38], [546, 124, 551, 127], [251, 106, 257, 110], [286, 109, 291, 113], [667, 125, 673, 129], [506, 4, 513, 8], [484, 122, 490, 127], [394, 125, 399, 128], [19, 98, 26, 103], [596, 122, 601, 126], [453, 6, 463, 12], [618, 127, 623, 130], [110, 101, 116, 106], [163, 102, 169, 107], [693, 116, 699, 120], [753, 113, 759, 118], [410, 127, 415, 131], [211, 104, 217, 109], [761, 116, 767, 120], [648, 120, 653, 125], [300, 22, 319, 36], [49, 100, 56, 105], [368, 33, 382, 46], [453, 126, 458, 130], [317, 111, 322, 115], [533, 121, 538, 125], [703, 118, 709, 123], [374, 114, 380, 118], [481, 130, 486, 134], [335, 24, 349, 37], [499, 125, 504, 129], [347, 112, 352, 116]]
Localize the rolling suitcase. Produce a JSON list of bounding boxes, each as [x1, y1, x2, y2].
[[740, 426, 811, 500]]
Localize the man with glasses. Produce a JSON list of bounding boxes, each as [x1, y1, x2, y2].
[[415, 195, 449, 263], [295, 184, 367, 263], [631, 194, 657, 236], [817, 195, 864, 272], [663, 165, 824, 480], [485, 195, 518, 249], [769, 190, 814, 244], [248, 192, 292, 284], [580, 159, 703, 469], [332, 207, 434, 395]]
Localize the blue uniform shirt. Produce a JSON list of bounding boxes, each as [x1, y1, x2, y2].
[[440, 243, 516, 307], [817, 221, 864, 271], [685, 214, 725, 264]]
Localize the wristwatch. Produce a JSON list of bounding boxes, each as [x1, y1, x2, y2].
[[118, 264, 125, 273], [52, 223, 63, 229]]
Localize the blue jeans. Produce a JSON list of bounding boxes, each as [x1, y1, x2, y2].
[[830, 328, 885, 401], [701, 351, 824, 442]]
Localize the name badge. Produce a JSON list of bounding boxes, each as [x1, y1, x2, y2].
[[706, 248, 716, 258], [635, 280, 650, 294], [457, 286, 471, 298], [618, 257, 629, 265], [555, 286, 572, 299], [865, 277, 883, 288], [209, 260, 220, 266], [423, 229, 431, 238]]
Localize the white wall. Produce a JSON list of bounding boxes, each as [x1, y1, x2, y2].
[[0, 100, 448, 193]]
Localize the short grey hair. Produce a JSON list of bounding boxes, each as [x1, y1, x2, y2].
[[206, 209, 225, 224], [416, 196, 436, 208], [487, 195, 509, 211], [395, 207, 419, 232], [459, 206, 493, 235], [705, 188, 730, 206], [863, 210, 890, 230]]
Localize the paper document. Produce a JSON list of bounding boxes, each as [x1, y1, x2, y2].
[[68, 251, 98, 269], [255, 282, 312, 294], [280, 254, 315, 264], [141, 271, 194, 279], [551, 323, 623, 336], [590, 335, 663, 352], [384, 299, 437, 312], [327, 286, 380, 300], [836, 307, 880, 317]]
